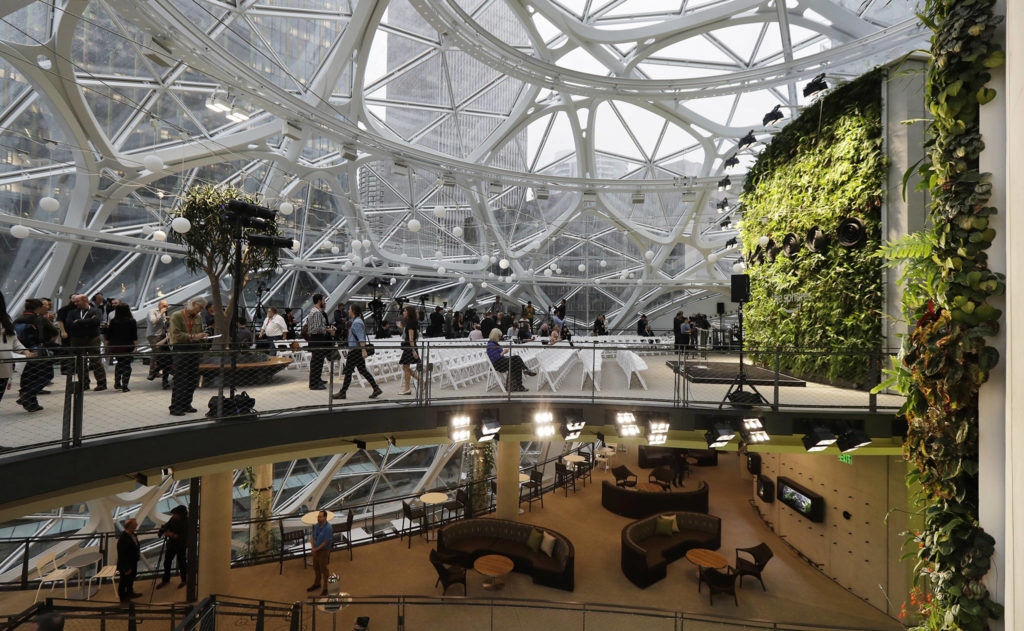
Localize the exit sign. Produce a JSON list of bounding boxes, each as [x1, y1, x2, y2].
[[838, 454, 853, 465]]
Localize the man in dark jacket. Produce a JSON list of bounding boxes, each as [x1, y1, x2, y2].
[[480, 312, 496, 339], [65, 294, 106, 390], [157, 506, 188, 589], [14, 298, 58, 412], [427, 306, 444, 337], [117, 518, 142, 602]]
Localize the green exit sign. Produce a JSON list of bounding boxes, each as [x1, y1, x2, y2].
[[838, 454, 853, 465]]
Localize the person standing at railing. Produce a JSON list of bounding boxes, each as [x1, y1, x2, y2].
[[332, 304, 382, 400], [14, 298, 58, 413], [636, 314, 653, 337], [307, 510, 331, 597], [116, 518, 142, 603], [168, 298, 209, 416], [55, 294, 76, 376], [305, 293, 336, 391], [593, 314, 607, 336], [157, 505, 188, 589], [65, 294, 107, 391], [146, 300, 171, 387], [0, 292, 35, 411], [398, 305, 422, 395], [105, 304, 138, 393]]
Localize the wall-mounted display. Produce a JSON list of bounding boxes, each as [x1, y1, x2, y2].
[[777, 476, 825, 522], [746, 452, 762, 476], [756, 474, 774, 503]]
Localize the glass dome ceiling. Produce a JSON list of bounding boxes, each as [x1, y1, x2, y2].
[[0, 0, 922, 326]]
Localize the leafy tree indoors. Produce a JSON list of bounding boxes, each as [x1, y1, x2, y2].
[[170, 185, 283, 345]]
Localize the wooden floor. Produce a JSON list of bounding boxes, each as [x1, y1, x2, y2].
[[0, 353, 902, 452], [0, 448, 905, 631]]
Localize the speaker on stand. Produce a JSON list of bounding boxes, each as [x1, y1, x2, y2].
[[720, 274, 770, 410]]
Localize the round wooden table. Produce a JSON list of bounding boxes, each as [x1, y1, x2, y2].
[[301, 510, 336, 525], [519, 473, 530, 483], [685, 548, 728, 569], [474, 554, 515, 590]]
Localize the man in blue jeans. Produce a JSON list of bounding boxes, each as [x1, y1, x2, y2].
[[307, 511, 332, 596], [332, 304, 382, 400]]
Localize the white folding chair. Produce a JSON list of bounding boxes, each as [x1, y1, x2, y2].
[[33, 551, 78, 602]]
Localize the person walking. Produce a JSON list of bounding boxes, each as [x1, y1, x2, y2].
[[14, 298, 56, 412], [673, 311, 685, 351], [65, 294, 107, 390], [332, 304, 382, 400], [398, 305, 422, 395], [55, 295, 76, 376], [157, 505, 188, 589], [427, 306, 444, 338], [116, 518, 142, 603], [146, 300, 171, 386], [168, 298, 209, 416], [0, 292, 34, 410], [307, 510, 332, 596], [104, 304, 138, 392], [305, 293, 335, 390]]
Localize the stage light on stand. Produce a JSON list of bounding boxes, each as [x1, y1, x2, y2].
[[631, 192, 645, 204], [450, 414, 472, 443], [837, 429, 871, 453], [762, 104, 784, 127], [535, 187, 549, 200], [615, 412, 641, 437], [705, 423, 736, 448], [534, 411, 557, 438], [647, 421, 669, 445], [802, 426, 837, 452]]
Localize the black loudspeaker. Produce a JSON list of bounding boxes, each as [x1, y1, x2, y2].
[[716, 302, 725, 315], [730, 274, 750, 303]]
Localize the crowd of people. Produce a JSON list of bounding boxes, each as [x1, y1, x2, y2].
[[0, 289, 720, 413]]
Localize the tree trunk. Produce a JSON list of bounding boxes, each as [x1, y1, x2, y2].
[[248, 464, 275, 556]]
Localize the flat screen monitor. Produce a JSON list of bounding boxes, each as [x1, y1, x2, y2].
[[756, 474, 774, 503], [746, 453, 761, 476], [777, 476, 825, 522]]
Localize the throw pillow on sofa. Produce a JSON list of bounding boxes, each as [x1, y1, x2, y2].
[[527, 528, 544, 552], [662, 514, 680, 533], [540, 531, 557, 557], [655, 515, 676, 537]]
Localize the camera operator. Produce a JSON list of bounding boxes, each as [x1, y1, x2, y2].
[[157, 505, 188, 589]]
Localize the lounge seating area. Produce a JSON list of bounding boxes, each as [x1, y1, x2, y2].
[[436, 518, 575, 591], [621, 511, 722, 588], [601, 480, 710, 519]]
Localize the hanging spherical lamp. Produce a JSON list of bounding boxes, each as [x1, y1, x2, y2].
[[408, 218, 421, 233], [10, 225, 30, 239], [489, 255, 497, 264], [452, 226, 464, 238], [433, 205, 446, 219], [330, 245, 340, 255], [291, 239, 300, 251], [577, 264, 586, 272], [142, 225, 155, 236], [39, 196, 60, 212], [390, 278, 397, 285], [499, 258, 509, 269], [435, 249, 444, 258], [594, 278, 601, 285], [342, 261, 353, 271], [481, 282, 488, 288], [548, 263, 557, 271], [599, 259, 607, 268], [279, 201, 294, 216], [644, 250, 655, 261], [707, 252, 719, 264], [733, 261, 747, 274], [351, 239, 362, 251], [555, 268, 562, 274], [170, 217, 191, 234], [543, 269, 552, 277], [143, 154, 164, 172], [758, 235, 771, 248], [458, 276, 466, 284], [438, 266, 447, 274], [160, 254, 172, 264], [152, 230, 167, 242], [362, 239, 371, 251]]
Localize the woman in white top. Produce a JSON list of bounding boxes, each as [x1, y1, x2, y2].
[[259, 307, 289, 354], [0, 292, 33, 407]]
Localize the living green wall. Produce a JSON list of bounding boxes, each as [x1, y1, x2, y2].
[[739, 69, 885, 387]]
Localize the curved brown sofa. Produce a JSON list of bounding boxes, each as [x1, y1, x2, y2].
[[436, 518, 574, 591], [601, 480, 709, 519], [621, 511, 722, 588]]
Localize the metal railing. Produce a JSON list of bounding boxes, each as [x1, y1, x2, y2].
[[0, 340, 900, 456], [0, 593, 901, 631], [0, 444, 592, 590]]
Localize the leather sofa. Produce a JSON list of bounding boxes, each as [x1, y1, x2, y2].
[[637, 446, 719, 468], [601, 480, 709, 519], [436, 518, 575, 591], [621, 511, 722, 588]]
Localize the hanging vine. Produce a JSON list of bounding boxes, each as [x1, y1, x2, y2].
[[880, 0, 1004, 628]]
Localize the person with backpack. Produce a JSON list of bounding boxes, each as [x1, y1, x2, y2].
[[104, 304, 138, 392], [0, 292, 35, 410], [14, 298, 57, 412]]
